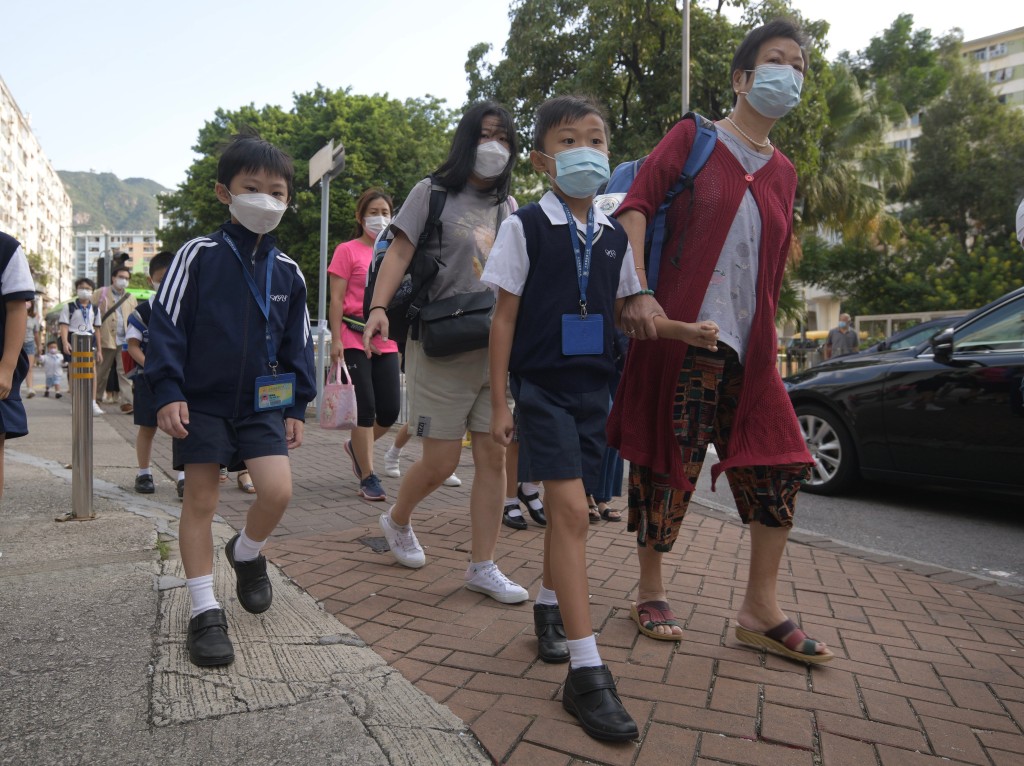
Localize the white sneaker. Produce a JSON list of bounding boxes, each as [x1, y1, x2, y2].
[[443, 473, 462, 487], [378, 508, 426, 569], [464, 562, 529, 604], [383, 451, 401, 478], [92, 401, 104, 415]]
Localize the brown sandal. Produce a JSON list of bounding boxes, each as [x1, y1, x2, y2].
[[630, 601, 682, 641], [237, 471, 256, 494], [734, 618, 834, 664]]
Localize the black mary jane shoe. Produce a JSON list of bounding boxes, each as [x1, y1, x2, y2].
[[225, 533, 273, 614], [502, 503, 529, 530], [186, 608, 235, 667], [534, 604, 569, 663], [517, 485, 547, 526], [562, 665, 639, 742]]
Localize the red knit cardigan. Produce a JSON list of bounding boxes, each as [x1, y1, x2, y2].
[[608, 118, 812, 491]]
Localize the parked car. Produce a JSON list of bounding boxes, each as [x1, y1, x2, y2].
[[784, 287, 1024, 496], [861, 316, 964, 353]]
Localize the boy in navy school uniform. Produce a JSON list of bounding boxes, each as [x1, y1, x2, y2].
[[58, 276, 103, 414], [146, 134, 316, 667], [485, 95, 719, 742], [0, 231, 36, 505], [125, 251, 175, 495]]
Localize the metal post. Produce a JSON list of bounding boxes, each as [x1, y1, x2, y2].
[[70, 332, 94, 520], [315, 174, 330, 419], [681, 0, 691, 114]]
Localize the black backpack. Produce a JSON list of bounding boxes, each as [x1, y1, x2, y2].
[[362, 177, 447, 343]]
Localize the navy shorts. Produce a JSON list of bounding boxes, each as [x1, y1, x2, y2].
[[133, 375, 157, 428], [171, 409, 288, 471], [510, 375, 608, 493]]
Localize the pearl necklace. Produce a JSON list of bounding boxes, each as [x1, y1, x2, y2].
[[724, 116, 771, 149]]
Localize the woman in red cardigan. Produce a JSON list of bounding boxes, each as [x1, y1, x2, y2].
[[611, 19, 832, 663]]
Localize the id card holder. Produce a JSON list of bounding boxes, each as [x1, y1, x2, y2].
[[561, 313, 604, 356], [254, 372, 296, 411]]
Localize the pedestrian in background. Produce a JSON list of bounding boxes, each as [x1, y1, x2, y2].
[[363, 101, 529, 606], [95, 262, 138, 413], [42, 340, 64, 398], [329, 188, 400, 502], [58, 277, 103, 415], [1, 231, 35, 504], [22, 301, 40, 398], [824, 312, 858, 359]]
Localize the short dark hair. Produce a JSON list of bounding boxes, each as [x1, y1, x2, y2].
[[731, 19, 809, 105], [433, 101, 517, 203], [533, 94, 609, 151], [112, 263, 131, 279], [353, 188, 393, 238], [75, 277, 95, 290], [217, 132, 295, 201], [149, 251, 174, 276]]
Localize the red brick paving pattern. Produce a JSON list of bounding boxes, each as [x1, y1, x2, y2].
[[103, 412, 1024, 765]]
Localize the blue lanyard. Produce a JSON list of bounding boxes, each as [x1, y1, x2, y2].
[[223, 234, 278, 371], [558, 199, 595, 316], [75, 301, 93, 329]]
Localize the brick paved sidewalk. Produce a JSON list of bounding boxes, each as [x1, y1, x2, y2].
[[101, 406, 1024, 766]]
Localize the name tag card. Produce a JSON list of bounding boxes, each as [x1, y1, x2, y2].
[[254, 372, 296, 411], [562, 313, 604, 356]]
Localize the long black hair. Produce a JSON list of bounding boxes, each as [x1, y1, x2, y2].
[[433, 101, 517, 203]]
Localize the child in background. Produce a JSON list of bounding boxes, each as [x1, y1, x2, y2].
[[1, 231, 35, 505], [42, 341, 64, 398], [126, 251, 174, 494]]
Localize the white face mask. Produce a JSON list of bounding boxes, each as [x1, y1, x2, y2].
[[228, 191, 288, 234], [363, 215, 391, 237], [474, 140, 511, 179], [77, 289, 93, 301], [113, 277, 128, 290]]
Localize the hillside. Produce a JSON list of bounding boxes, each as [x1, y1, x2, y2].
[[58, 171, 169, 232]]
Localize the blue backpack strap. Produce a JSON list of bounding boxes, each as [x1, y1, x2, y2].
[[648, 112, 717, 290]]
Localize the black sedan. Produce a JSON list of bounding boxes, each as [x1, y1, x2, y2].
[[784, 287, 1024, 496]]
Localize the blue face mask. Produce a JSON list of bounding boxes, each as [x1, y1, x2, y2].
[[741, 63, 804, 119], [543, 147, 610, 199], [838, 321, 848, 329]]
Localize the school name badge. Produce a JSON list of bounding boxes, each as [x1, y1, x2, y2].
[[254, 372, 296, 411]]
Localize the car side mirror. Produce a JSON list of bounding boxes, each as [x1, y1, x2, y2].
[[931, 328, 954, 362]]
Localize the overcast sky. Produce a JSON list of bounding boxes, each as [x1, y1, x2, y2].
[[0, 1, 1011, 189]]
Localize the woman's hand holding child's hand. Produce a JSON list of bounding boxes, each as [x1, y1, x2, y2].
[[684, 320, 719, 352]]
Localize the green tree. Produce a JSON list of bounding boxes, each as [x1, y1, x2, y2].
[[842, 13, 958, 122], [905, 59, 1024, 251], [158, 88, 454, 313]]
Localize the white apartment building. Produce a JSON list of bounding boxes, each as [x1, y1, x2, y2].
[[74, 230, 159, 282], [0, 75, 74, 311]]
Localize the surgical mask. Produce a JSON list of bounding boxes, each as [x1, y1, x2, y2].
[[741, 64, 804, 119], [474, 141, 511, 179], [543, 147, 610, 199], [113, 278, 128, 290], [363, 215, 391, 237], [838, 321, 848, 329], [77, 289, 93, 301], [228, 191, 288, 234]]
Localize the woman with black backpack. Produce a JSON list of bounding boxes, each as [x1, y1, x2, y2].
[[361, 101, 528, 605]]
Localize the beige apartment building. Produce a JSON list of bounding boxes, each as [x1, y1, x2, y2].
[[74, 230, 159, 283], [0, 75, 74, 311]]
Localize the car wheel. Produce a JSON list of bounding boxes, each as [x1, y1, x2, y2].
[[794, 404, 858, 495]]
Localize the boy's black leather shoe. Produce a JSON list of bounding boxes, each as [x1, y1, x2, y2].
[[561, 665, 638, 741], [186, 608, 234, 667], [534, 604, 569, 663], [225, 534, 273, 614]]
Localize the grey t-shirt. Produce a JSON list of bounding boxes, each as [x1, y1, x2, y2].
[[827, 327, 859, 357], [391, 178, 510, 303], [696, 130, 770, 363]]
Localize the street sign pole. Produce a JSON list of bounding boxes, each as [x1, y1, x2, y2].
[[308, 140, 346, 421]]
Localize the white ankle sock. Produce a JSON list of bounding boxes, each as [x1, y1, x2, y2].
[[468, 559, 494, 575], [177, 471, 185, 481], [186, 574, 219, 618], [536, 585, 558, 606], [386, 445, 402, 458], [232, 528, 265, 562], [567, 634, 602, 669], [137, 467, 152, 477], [521, 481, 540, 495], [385, 508, 410, 531], [504, 496, 523, 517]]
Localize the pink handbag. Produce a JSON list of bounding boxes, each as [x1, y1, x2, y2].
[[320, 360, 358, 430]]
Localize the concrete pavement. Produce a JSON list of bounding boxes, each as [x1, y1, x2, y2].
[[5, 384, 1024, 765]]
